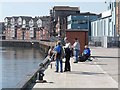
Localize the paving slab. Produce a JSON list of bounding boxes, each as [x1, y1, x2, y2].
[[32, 56, 118, 88]]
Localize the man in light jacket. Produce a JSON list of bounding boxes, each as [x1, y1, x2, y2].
[[73, 38, 80, 63]]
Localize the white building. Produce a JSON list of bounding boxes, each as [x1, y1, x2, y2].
[[91, 10, 114, 37], [91, 0, 119, 48]]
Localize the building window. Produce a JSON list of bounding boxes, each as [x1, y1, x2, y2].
[[67, 20, 71, 25], [72, 20, 78, 24], [78, 20, 87, 24], [104, 20, 106, 36], [110, 3, 111, 9], [114, 2, 116, 7], [109, 19, 111, 22], [94, 22, 96, 36]]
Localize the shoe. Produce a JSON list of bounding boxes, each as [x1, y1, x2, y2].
[[73, 61, 78, 63], [88, 59, 92, 61], [68, 70, 71, 72], [60, 71, 63, 73], [64, 70, 67, 72], [55, 71, 58, 73]]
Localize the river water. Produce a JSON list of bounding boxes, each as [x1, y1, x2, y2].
[[0, 47, 44, 89]]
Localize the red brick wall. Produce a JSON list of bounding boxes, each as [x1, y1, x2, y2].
[[5, 28, 12, 40], [36, 31, 41, 40], [66, 31, 88, 54], [25, 31, 30, 40], [17, 29, 22, 40]]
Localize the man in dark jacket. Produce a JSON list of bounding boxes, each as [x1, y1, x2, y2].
[[64, 43, 72, 72]]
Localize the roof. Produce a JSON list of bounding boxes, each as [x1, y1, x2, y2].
[[4, 17, 12, 20], [19, 16, 32, 22], [12, 16, 19, 20], [34, 16, 50, 21], [69, 12, 99, 16], [66, 29, 88, 32], [53, 6, 80, 11]]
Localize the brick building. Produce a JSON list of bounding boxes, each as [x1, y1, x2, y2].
[[50, 6, 80, 38], [4, 16, 50, 40], [115, 0, 120, 36]]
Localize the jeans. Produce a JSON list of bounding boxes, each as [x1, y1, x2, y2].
[[56, 58, 63, 72], [74, 49, 79, 62]]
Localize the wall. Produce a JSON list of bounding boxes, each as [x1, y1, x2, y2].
[[66, 30, 88, 54], [91, 16, 114, 37]]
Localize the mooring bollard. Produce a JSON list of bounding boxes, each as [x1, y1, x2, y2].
[[36, 69, 47, 83], [39, 70, 44, 80]]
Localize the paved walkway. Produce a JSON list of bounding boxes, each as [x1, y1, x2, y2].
[[32, 47, 118, 88], [90, 47, 119, 82]]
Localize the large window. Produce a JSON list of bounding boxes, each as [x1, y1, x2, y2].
[[37, 19, 42, 27], [4, 18, 8, 26], [104, 20, 106, 36], [78, 20, 87, 24], [29, 19, 34, 27], [18, 17, 22, 25], [94, 22, 96, 36], [72, 20, 87, 24], [11, 18, 15, 25], [67, 20, 71, 25], [72, 20, 78, 24]]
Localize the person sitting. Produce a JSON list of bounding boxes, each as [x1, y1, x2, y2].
[[48, 46, 55, 61], [79, 45, 91, 62]]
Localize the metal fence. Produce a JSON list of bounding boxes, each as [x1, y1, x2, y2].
[[89, 36, 120, 48]]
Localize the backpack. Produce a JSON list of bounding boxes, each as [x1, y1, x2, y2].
[[56, 46, 64, 59]]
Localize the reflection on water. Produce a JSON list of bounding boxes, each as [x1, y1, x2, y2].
[[1, 47, 44, 88]]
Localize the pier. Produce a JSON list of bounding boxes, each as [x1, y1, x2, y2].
[[32, 47, 118, 89], [1, 40, 119, 89]]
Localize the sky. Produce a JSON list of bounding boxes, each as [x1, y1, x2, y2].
[[0, 0, 111, 22]]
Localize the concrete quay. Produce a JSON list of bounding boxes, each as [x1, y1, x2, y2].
[[32, 47, 119, 89]]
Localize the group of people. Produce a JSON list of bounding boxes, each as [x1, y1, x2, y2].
[[48, 37, 91, 73]]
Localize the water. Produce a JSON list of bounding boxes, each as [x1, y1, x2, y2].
[[0, 47, 44, 89]]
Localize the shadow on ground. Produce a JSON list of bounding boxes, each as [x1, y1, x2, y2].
[[67, 71, 105, 75], [92, 56, 120, 58]]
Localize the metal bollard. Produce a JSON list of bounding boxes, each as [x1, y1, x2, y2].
[[36, 69, 47, 83], [39, 70, 44, 80]]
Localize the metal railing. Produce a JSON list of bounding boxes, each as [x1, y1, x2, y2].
[[89, 36, 120, 48]]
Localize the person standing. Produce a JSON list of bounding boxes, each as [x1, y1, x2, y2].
[[73, 38, 80, 63], [54, 41, 63, 73], [64, 43, 72, 72]]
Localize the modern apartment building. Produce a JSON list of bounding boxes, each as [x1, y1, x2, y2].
[[67, 12, 99, 36], [50, 6, 80, 38]]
